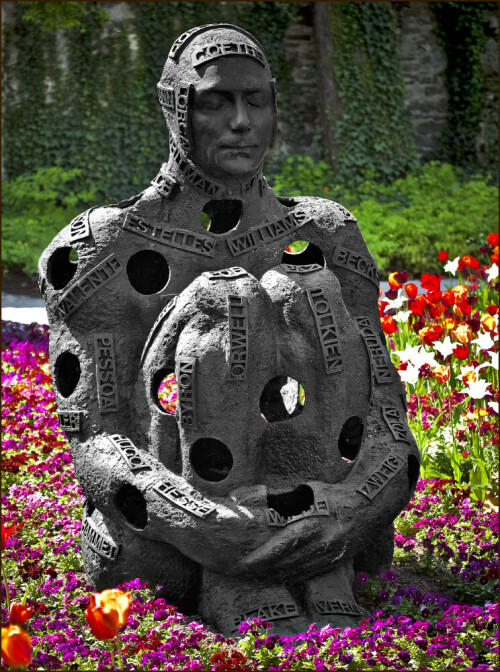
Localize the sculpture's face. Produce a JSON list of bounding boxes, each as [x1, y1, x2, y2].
[[191, 56, 274, 182]]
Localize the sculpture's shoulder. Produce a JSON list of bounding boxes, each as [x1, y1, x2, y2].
[[290, 196, 357, 232]]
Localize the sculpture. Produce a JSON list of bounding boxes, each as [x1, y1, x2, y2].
[[39, 24, 420, 636]]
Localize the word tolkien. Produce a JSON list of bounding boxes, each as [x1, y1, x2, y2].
[[382, 405, 412, 444], [151, 171, 176, 199], [192, 41, 266, 68], [107, 434, 151, 473], [313, 600, 364, 617], [57, 255, 123, 319], [232, 602, 300, 632], [81, 516, 119, 561], [124, 213, 215, 257], [228, 295, 248, 380], [94, 333, 118, 413], [176, 84, 190, 150], [156, 84, 175, 110], [281, 263, 323, 274], [177, 358, 197, 428], [307, 288, 343, 374], [357, 453, 405, 500], [69, 209, 91, 243], [58, 411, 83, 432], [140, 295, 179, 367], [204, 267, 249, 281], [227, 209, 309, 256], [153, 479, 216, 518], [331, 245, 379, 287], [355, 317, 392, 384], [266, 499, 329, 527]]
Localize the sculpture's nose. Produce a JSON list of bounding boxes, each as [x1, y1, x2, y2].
[[230, 98, 251, 132]]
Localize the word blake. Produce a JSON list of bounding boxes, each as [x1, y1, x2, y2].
[[232, 602, 300, 632]]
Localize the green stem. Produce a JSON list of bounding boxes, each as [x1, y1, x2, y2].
[[108, 640, 117, 669], [2, 562, 11, 617], [115, 636, 124, 670]]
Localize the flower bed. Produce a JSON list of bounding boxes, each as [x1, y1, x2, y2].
[[1, 237, 498, 670]]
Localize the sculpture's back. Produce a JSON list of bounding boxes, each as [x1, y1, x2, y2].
[[39, 23, 420, 635]]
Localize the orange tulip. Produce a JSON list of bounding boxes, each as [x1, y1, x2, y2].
[[1, 625, 32, 669], [404, 283, 418, 300], [388, 271, 403, 289], [480, 313, 496, 333], [418, 325, 444, 345], [432, 365, 450, 383], [452, 323, 472, 344], [452, 285, 468, 303], [85, 589, 132, 640], [9, 603, 34, 626], [381, 315, 397, 335]]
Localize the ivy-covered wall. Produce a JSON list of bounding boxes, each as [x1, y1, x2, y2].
[[2, 1, 497, 202]]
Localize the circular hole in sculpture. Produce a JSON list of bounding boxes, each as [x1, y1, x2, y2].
[[408, 454, 420, 494], [267, 484, 314, 519], [127, 250, 169, 295], [281, 241, 326, 268], [260, 376, 305, 423], [116, 483, 148, 530], [153, 368, 177, 415], [190, 438, 233, 482], [55, 351, 81, 398], [338, 416, 364, 462], [46, 247, 79, 290], [201, 200, 242, 234]]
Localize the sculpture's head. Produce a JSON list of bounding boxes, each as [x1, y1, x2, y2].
[[157, 24, 277, 185]]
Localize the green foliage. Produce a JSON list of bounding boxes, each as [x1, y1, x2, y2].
[[271, 160, 498, 276], [327, 2, 418, 184], [431, 2, 494, 169], [1, 167, 96, 276], [20, 1, 109, 32]]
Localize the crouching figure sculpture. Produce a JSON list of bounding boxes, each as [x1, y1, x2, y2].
[[39, 24, 420, 635]]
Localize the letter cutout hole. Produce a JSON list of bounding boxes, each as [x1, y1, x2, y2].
[[55, 351, 81, 398], [47, 247, 79, 290], [127, 250, 169, 295], [282, 241, 325, 268], [260, 376, 305, 422], [201, 200, 242, 234], [190, 438, 233, 482]]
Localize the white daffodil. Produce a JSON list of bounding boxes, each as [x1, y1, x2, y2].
[[486, 263, 499, 282], [461, 379, 492, 400], [394, 310, 411, 323], [471, 331, 495, 352], [393, 344, 422, 364], [398, 363, 420, 386], [393, 344, 437, 369], [487, 400, 499, 414], [434, 336, 455, 359], [444, 256, 460, 276]]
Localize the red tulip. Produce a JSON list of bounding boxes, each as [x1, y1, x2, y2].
[[388, 272, 403, 290], [1, 625, 32, 669], [421, 274, 442, 292], [381, 315, 397, 335], [426, 290, 442, 303], [1, 523, 15, 550], [461, 255, 481, 270], [438, 250, 449, 262], [486, 304, 498, 316], [432, 365, 450, 383], [409, 294, 428, 316], [487, 232, 499, 247], [404, 283, 418, 300], [441, 290, 456, 307], [9, 603, 34, 626], [452, 344, 469, 360], [418, 325, 444, 345], [452, 323, 472, 345], [85, 589, 132, 640], [378, 300, 389, 317]]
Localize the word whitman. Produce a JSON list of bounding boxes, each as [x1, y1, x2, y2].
[[228, 295, 248, 380], [307, 288, 343, 374]]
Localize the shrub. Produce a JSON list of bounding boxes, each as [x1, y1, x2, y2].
[[2, 167, 96, 276]]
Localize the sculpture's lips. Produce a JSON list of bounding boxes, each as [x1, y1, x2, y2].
[[220, 144, 258, 150]]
